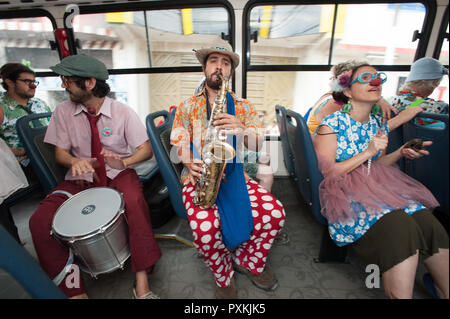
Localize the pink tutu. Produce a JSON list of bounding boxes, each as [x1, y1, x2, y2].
[[317, 155, 440, 223]]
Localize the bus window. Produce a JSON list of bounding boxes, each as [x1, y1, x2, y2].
[[248, 3, 427, 67], [437, 24, 449, 66], [331, 3, 426, 65], [0, 17, 59, 70], [72, 7, 230, 69]]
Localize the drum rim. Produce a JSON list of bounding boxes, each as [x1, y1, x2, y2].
[[51, 187, 125, 241]]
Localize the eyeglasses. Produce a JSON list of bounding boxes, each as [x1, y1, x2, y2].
[[350, 72, 387, 85], [16, 78, 39, 87]]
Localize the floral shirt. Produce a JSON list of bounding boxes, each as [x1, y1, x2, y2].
[[321, 111, 425, 246], [389, 90, 448, 127], [0, 92, 51, 150], [170, 89, 263, 185]]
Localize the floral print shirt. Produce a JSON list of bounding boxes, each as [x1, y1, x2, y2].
[[0, 92, 51, 150], [170, 89, 263, 185], [389, 90, 448, 127], [321, 111, 425, 246]]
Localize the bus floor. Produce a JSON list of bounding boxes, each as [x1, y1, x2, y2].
[[8, 177, 432, 299]]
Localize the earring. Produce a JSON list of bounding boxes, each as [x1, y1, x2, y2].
[[371, 104, 380, 115], [342, 103, 352, 113]]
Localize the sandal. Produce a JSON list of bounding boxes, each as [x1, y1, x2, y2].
[[273, 230, 289, 246]]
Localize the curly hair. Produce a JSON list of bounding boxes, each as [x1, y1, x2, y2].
[[1, 63, 35, 91], [330, 60, 370, 104]]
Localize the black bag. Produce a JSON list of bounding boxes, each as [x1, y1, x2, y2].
[[142, 172, 175, 228]]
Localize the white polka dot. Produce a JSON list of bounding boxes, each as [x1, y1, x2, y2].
[[270, 230, 278, 236], [186, 201, 190, 209], [249, 195, 257, 202], [263, 243, 271, 250], [186, 186, 193, 193], [254, 223, 261, 231], [214, 219, 220, 228], [248, 189, 255, 194], [211, 252, 219, 260], [279, 220, 285, 228], [257, 188, 268, 193], [249, 262, 255, 269], [251, 202, 258, 207], [217, 276, 226, 282], [250, 256, 258, 263], [257, 267, 264, 273], [187, 208, 194, 216], [200, 221, 212, 232], [252, 210, 259, 218], [262, 203, 274, 211], [201, 234, 212, 243], [203, 245, 210, 251], [255, 252, 263, 258], [261, 195, 272, 201], [196, 210, 208, 219], [260, 232, 268, 238], [262, 215, 271, 224], [190, 220, 197, 230], [271, 210, 282, 218], [263, 223, 272, 230]]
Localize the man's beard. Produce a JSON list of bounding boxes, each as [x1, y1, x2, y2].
[[67, 90, 92, 104], [16, 90, 34, 100], [205, 72, 223, 90]]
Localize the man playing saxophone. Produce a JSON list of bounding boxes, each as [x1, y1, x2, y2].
[[170, 38, 286, 299]]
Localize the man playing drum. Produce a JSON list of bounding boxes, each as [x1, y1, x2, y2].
[[29, 54, 161, 299]]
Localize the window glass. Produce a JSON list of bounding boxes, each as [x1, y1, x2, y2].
[[0, 17, 59, 70], [38, 72, 205, 121], [438, 24, 449, 66], [249, 5, 331, 65], [72, 7, 230, 69], [331, 3, 426, 65], [248, 3, 426, 66]]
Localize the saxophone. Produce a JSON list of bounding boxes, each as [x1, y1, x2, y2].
[[193, 73, 236, 208]]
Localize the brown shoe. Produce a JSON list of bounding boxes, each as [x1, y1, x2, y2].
[[234, 263, 278, 291], [215, 277, 237, 299]]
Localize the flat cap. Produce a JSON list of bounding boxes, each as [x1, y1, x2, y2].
[[50, 54, 109, 80]]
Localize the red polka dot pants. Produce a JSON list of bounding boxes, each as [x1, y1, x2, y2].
[[182, 179, 286, 288]]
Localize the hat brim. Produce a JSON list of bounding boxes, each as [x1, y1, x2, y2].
[[195, 48, 240, 69], [50, 64, 75, 77]]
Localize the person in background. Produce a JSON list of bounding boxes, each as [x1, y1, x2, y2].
[[0, 63, 51, 178], [389, 57, 448, 127]]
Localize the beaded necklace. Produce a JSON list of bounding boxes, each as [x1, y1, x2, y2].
[[344, 112, 376, 176]]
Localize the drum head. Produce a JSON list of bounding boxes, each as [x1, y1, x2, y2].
[[52, 187, 123, 238]]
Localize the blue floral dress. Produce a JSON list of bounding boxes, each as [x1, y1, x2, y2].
[[321, 111, 425, 246]]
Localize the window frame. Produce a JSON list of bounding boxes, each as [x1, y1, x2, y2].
[[433, 4, 449, 63], [242, 0, 437, 98], [58, 0, 236, 78]]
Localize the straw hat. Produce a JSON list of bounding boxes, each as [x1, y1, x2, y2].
[[194, 38, 240, 70]]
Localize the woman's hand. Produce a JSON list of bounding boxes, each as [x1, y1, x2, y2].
[[400, 140, 432, 159], [366, 134, 388, 157]]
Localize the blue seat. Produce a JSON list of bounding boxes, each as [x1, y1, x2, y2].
[[0, 225, 66, 298], [285, 109, 326, 225], [284, 109, 347, 262], [146, 109, 193, 246], [16, 112, 64, 194], [275, 105, 296, 179], [402, 112, 449, 215]]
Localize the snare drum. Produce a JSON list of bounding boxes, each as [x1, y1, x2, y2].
[[51, 187, 130, 278]]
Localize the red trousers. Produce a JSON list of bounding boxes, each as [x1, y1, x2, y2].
[[183, 179, 286, 287], [29, 169, 161, 297]]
